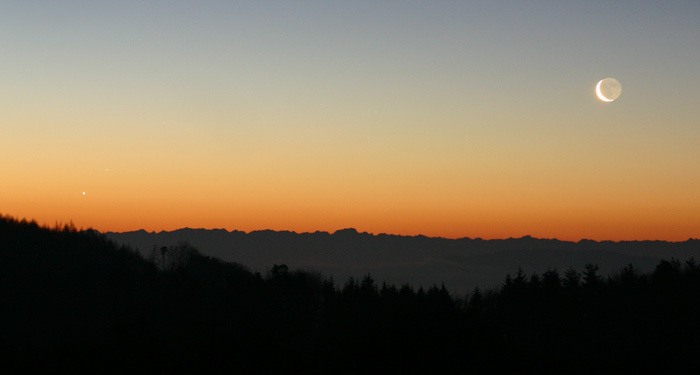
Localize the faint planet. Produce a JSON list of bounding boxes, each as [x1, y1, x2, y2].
[[596, 78, 621, 102]]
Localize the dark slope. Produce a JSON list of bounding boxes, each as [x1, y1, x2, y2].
[[0, 216, 258, 371], [0, 217, 149, 369], [3, 215, 700, 372]]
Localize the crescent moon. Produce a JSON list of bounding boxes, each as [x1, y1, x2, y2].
[[596, 80, 613, 102]]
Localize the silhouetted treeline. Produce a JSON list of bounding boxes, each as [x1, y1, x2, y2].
[[106, 227, 700, 295], [2, 215, 699, 372]]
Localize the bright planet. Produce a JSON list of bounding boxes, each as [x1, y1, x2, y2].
[[596, 78, 622, 102]]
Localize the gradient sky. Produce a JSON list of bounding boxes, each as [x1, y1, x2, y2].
[[2, 1, 700, 240]]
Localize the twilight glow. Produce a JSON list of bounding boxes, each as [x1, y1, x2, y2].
[[2, 1, 700, 241]]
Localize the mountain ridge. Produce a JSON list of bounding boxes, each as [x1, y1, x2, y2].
[[105, 227, 700, 293]]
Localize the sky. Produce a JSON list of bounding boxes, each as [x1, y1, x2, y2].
[[2, 1, 700, 240]]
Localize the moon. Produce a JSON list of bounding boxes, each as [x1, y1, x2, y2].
[[596, 78, 622, 102]]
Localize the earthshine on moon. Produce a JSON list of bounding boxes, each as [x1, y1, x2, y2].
[[596, 78, 622, 102]]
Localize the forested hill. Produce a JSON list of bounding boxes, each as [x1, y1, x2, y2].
[[2, 215, 700, 372], [106, 227, 700, 293]]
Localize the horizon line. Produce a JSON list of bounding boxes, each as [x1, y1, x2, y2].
[[4, 213, 697, 244], [101, 226, 700, 244]]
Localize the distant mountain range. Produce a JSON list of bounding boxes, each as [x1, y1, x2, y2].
[[105, 228, 700, 294]]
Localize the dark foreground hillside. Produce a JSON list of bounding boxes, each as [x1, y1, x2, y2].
[[2, 215, 700, 373]]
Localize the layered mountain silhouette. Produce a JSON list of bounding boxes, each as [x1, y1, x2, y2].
[[105, 228, 700, 293], [4, 215, 700, 372]]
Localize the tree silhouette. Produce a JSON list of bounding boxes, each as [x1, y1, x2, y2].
[[4, 213, 700, 372], [149, 242, 197, 271], [582, 263, 601, 288], [563, 267, 581, 290]]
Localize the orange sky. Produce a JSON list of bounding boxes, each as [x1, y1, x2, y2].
[[3, 2, 700, 241]]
